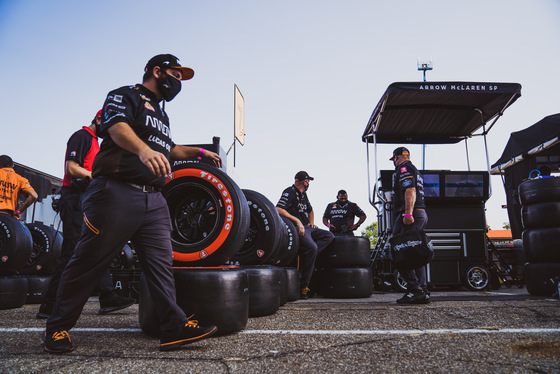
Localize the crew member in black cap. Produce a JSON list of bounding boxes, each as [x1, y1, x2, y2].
[[276, 171, 334, 299], [43, 54, 221, 353], [390, 147, 430, 304]]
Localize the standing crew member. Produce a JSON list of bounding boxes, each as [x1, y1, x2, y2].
[[37, 111, 136, 320], [323, 190, 367, 236], [276, 171, 334, 299], [390, 147, 430, 304], [43, 54, 221, 353], [0, 155, 38, 219]]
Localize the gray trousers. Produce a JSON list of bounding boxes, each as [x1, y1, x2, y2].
[[392, 209, 429, 292], [47, 177, 187, 333]]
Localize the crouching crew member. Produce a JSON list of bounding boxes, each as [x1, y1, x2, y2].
[[43, 54, 221, 353], [323, 190, 366, 236]]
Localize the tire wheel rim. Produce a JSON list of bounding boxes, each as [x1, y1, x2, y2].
[[167, 183, 222, 248], [467, 267, 489, 289], [395, 271, 407, 291]]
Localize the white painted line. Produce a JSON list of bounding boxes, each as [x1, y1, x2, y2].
[[240, 328, 560, 335], [2, 327, 560, 335], [0, 328, 141, 333]]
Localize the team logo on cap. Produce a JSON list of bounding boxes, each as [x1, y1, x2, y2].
[[257, 250, 265, 257]]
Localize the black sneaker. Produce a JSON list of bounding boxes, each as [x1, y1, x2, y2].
[[300, 287, 311, 300], [43, 330, 74, 353], [99, 295, 136, 315], [397, 290, 430, 305], [159, 320, 217, 351]]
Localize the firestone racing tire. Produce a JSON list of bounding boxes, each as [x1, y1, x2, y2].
[[521, 202, 560, 229], [316, 236, 371, 268], [314, 268, 373, 298], [229, 189, 286, 265], [139, 266, 249, 337], [285, 267, 301, 302], [243, 265, 282, 317], [519, 177, 560, 206], [109, 243, 135, 270], [276, 216, 300, 267], [25, 275, 52, 304], [524, 262, 560, 296], [522, 228, 560, 263], [0, 214, 33, 276], [162, 164, 250, 266], [19, 223, 62, 275], [0, 276, 28, 310]]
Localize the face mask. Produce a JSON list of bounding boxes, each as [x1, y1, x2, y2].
[[157, 73, 182, 101]]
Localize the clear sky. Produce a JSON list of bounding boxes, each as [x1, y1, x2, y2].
[[1, 0, 559, 230]]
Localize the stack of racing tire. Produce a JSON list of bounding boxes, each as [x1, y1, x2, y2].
[[312, 236, 373, 298], [0, 216, 62, 309], [519, 176, 560, 296], [139, 164, 302, 337]]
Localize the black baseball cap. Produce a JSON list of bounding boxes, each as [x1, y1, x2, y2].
[[145, 54, 194, 81], [295, 171, 314, 181], [390, 147, 410, 161]]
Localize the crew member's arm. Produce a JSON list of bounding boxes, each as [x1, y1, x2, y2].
[[276, 207, 305, 237], [66, 160, 93, 180], [308, 210, 317, 229], [322, 216, 334, 230], [323, 207, 335, 232], [170, 145, 222, 168], [108, 122, 171, 177], [12, 189, 38, 220], [350, 214, 367, 231], [403, 187, 416, 225]]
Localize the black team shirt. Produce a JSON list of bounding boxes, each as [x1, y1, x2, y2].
[[392, 160, 426, 216], [277, 185, 312, 226], [93, 84, 176, 188], [323, 201, 365, 231]]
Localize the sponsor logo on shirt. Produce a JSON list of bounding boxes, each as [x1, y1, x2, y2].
[[401, 167, 407, 173], [70, 151, 76, 157], [145, 102, 155, 112]]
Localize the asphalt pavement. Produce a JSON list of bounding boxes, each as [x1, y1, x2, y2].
[[1, 287, 559, 374]]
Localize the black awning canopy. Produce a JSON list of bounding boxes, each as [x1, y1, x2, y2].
[[491, 113, 560, 171], [362, 82, 522, 144]]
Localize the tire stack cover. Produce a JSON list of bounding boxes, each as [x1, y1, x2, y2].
[[313, 236, 373, 298], [519, 177, 560, 296]]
